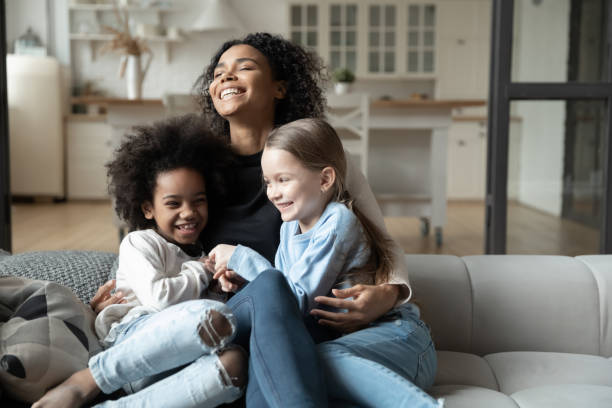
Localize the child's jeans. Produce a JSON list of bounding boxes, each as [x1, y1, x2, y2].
[[319, 302, 442, 408], [90, 299, 243, 408]]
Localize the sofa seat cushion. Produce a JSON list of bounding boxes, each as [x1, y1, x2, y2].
[[511, 384, 612, 408], [429, 385, 519, 408], [434, 351, 499, 390], [485, 351, 612, 394]]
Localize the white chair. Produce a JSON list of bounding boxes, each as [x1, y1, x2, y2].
[[325, 93, 370, 179]]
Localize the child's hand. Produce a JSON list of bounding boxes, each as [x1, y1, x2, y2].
[[208, 244, 238, 274], [199, 256, 216, 275], [89, 279, 126, 314], [213, 269, 247, 293]]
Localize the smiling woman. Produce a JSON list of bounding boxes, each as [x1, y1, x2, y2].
[[187, 32, 438, 408]]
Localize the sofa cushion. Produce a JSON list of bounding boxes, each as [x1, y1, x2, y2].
[[0, 251, 117, 304], [434, 351, 499, 390], [0, 277, 102, 403], [511, 384, 612, 408], [485, 352, 612, 395], [576, 255, 612, 358], [464, 255, 600, 355], [405, 255, 473, 353], [429, 385, 519, 408]]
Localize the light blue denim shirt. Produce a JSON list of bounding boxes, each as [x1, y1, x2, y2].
[[228, 201, 371, 314]]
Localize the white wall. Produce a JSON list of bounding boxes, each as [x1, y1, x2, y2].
[[6, 0, 49, 54], [512, 0, 570, 216]]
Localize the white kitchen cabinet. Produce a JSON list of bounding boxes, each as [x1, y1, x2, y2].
[[435, 0, 490, 99], [288, 1, 438, 78], [447, 114, 523, 200], [447, 119, 487, 199], [66, 118, 112, 199]]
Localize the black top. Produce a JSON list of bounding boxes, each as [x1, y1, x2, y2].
[[200, 151, 282, 263]]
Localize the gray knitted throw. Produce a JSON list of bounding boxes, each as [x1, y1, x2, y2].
[[0, 251, 117, 304]]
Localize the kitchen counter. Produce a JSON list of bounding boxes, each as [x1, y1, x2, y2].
[[370, 99, 485, 109], [71, 97, 164, 106], [70, 96, 485, 109]]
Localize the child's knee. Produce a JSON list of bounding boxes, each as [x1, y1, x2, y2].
[[217, 347, 247, 388], [198, 309, 235, 349]]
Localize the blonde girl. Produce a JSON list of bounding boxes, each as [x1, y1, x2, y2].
[[209, 117, 393, 316]]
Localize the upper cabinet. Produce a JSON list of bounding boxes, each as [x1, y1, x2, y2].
[[288, 0, 490, 99], [289, 1, 438, 78], [434, 0, 491, 99]]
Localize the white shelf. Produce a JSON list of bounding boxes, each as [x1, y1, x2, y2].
[[68, 3, 184, 62], [69, 4, 181, 12], [70, 33, 182, 42]]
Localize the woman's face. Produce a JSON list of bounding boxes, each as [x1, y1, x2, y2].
[[209, 44, 285, 122]]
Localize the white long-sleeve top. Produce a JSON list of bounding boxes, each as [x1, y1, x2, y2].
[[94, 229, 215, 343]]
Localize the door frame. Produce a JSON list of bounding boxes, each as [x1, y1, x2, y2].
[[0, 0, 11, 252]]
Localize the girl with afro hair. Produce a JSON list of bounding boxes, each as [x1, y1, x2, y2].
[[34, 115, 246, 408]]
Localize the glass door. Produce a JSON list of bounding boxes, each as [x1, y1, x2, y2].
[[486, 0, 612, 254]]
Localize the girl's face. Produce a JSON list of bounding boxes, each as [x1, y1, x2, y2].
[[262, 147, 334, 233], [141, 168, 208, 246], [209, 44, 285, 122]]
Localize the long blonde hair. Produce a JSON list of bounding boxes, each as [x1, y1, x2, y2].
[[266, 118, 393, 284]]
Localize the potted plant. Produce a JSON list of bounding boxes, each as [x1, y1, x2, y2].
[[332, 67, 355, 95]]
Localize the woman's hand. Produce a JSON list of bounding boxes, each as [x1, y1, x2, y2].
[[213, 269, 247, 293], [208, 244, 238, 274], [89, 279, 126, 314], [310, 284, 400, 333]]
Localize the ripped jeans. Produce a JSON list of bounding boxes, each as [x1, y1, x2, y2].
[[89, 299, 243, 408]]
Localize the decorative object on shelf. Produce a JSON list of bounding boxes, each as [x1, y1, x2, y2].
[[191, 0, 243, 32], [14, 27, 46, 56], [332, 67, 355, 95], [100, 4, 152, 99]]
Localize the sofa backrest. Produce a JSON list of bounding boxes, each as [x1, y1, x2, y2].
[[405, 254, 612, 357]]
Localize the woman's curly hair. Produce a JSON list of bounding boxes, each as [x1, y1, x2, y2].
[[106, 114, 232, 231], [194, 32, 328, 139]]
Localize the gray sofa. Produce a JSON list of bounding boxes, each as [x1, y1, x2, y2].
[[408, 254, 612, 408], [1, 251, 611, 407]]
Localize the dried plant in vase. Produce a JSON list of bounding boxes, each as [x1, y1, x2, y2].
[[100, 3, 153, 99]]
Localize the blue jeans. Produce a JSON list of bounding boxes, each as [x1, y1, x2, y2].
[[226, 269, 327, 408], [90, 299, 243, 408], [319, 303, 440, 408]]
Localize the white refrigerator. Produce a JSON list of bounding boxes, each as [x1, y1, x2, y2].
[[7, 54, 64, 198]]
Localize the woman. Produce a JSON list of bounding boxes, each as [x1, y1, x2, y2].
[[94, 33, 438, 408]]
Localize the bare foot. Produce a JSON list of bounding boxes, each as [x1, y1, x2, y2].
[[32, 368, 100, 408]]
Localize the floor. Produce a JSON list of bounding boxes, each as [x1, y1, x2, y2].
[[8, 200, 600, 256]]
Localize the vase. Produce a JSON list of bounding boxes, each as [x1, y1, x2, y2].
[[125, 55, 142, 100], [334, 82, 351, 95], [121, 53, 153, 100]]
